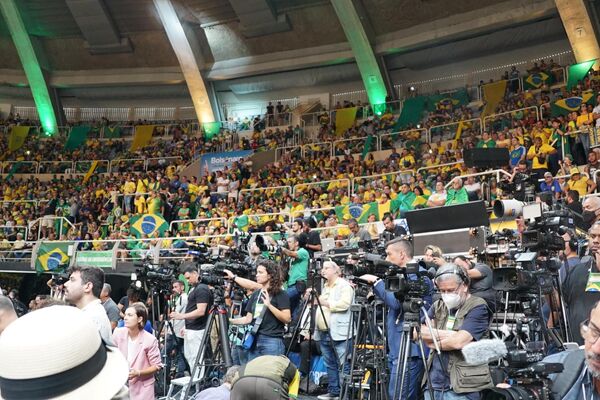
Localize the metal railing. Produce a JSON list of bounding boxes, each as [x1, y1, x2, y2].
[[417, 161, 463, 174], [28, 217, 76, 240], [294, 178, 350, 198], [74, 160, 110, 174], [482, 106, 540, 132], [301, 142, 333, 158], [228, 212, 292, 232], [332, 137, 379, 156], [429, 118, 482, 142], [239, 186, 293, 199], [379, 129, 428, 150], [351, 170, 415, 194], [169, 217, 228, 232], [444, 169, 513, 189]]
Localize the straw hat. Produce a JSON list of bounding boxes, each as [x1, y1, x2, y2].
[[0, 305, 128, 400]]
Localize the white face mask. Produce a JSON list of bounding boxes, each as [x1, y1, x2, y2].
[[441, 292, 462, 310]]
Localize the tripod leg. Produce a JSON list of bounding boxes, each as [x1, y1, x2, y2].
[[416, 333, 435, 400], [182, 311, 214, 399], [393, 330, 411, 400]]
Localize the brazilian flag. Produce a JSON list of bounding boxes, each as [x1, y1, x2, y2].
[[551, 91, 596, 117], [523, 71, 554, 90], [103, 126, 121, 138], [129, 213, 169, 238], [233, 215, 249, 231], [35, 242, 73, 272], [427, 89, 469, 112], [335, 202, 379, 223]]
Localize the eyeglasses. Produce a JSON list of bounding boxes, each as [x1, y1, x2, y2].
[[581, 319, 600, 344]]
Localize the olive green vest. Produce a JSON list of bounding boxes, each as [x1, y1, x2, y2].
[[424, 295, 493, 393]]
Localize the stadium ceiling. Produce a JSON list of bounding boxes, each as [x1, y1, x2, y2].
[[0, 0, 565, 89]]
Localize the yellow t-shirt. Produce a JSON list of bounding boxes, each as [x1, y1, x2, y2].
[[568, 178, 589, 197], [527, 144, 554, 169], [577, 113, 594, 128]]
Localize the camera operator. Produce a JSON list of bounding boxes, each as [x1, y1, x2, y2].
[[165, 280, 188, 380], [582, 196, 600, 230], [169, 265, 213, 378], [281, 235, 309, 319], [302, 217, 322, 257], [452, 255, 497, 313], [382, 213, 408, 239], [347, 218, 371, 248], [420, 263, 493, 400], [563, 221, 600, 345], [230, 355, 300, 400], [313, 260, 354, 400], [359, 238, 434, 400], [559, 228, 581, 282], [229, 259, 291, 361]]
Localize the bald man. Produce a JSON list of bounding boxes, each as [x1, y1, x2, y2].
[[0, 296, 17, 335]]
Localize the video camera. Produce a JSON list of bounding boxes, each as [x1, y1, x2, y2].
[[484, 342, 562, 400], [198, 260, 254, 287], [133, 259, 180, 294]]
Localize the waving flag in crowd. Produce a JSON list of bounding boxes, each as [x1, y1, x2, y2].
[[129, 213, 169, 238], [551, 91, 596, 116], [34, 242, 73, 272]]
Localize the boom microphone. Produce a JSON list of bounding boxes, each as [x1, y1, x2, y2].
[[462, 339, 508, 365], [362, 253, 397, 268]]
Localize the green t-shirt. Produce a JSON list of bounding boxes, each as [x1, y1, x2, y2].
[[288, 247, 309, 287]]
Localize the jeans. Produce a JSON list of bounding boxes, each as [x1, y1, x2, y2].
[[319, 331, 351, 396], [286, 282, 306, 322], [231, 345, 248, 365], [165, 334, 186, 378], [247, 334, 285, 362], [423, 389, 479, 400], [389, 356, 423, 400]]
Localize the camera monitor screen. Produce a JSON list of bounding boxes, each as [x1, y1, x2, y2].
[[522, 203, 542, 222]]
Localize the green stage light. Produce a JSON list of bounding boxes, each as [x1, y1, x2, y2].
[[373, 103, 386, 116]]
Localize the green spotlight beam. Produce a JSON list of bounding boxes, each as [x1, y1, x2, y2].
[[0, 0, 58, 135], [331, 0, 388, 111]]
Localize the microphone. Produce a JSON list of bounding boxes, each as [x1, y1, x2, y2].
[[461, 339, 508, 365]]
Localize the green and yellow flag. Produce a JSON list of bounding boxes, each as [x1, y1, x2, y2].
[[129, 213, 169, 238], [131, 125, 155, 151], [35, 242, 73, 272], [481, 80, 508, 116], [103, 126, 121, 138], [567, 60, 596, 90], [427, 89, 469, 112], [8, 126, 30, 152], [551, 91, 596, 117], [523, 71, 554, 90], [335, 202, 379, 223], [65, 126, 90, 150]]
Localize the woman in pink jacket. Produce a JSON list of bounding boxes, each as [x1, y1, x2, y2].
[[113, 302, 162, 400]]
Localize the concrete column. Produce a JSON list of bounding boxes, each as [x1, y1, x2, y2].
[[0, 0, 61, 134], [153, 0, 215, 123], [331, 0, 388, 110], [556, 0, 600, 63]]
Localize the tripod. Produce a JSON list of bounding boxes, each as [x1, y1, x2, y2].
[[392, 306, 436, 400], [286, 272, 337, 395], [340, 292, 387, 400], [181, 292, 233, 399]]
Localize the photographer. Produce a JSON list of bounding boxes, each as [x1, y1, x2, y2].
[[314, 260, 354, 400], [360, 238, 434, 400], [563, 221, 600, 344], [229, 259, 291, 361], [452, 255, 497, 312], [382, 213, 407, 239], [423, 245, 445, 269], [281, 235, 309, 318], [169, 265, 213, 378], [420, 263, 493, 400]]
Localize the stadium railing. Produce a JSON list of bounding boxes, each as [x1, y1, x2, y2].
[[239, 186, 293, 200], [482, 106, 540, 132], [416, 161, 463, 174], [444, 169, 513, 189], [168, 217, 229, 232], [351, 170, 415, 194], [293, 178, 350, 198], [228, 212, 292, 233]]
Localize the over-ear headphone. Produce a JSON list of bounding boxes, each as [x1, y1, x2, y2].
[[435, 264, 470, 286], [566, 229, 578, 251]]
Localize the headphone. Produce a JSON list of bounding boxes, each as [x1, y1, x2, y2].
[[435, 264, 470, 286]]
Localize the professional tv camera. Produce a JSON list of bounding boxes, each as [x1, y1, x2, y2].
[[198, 259, 254, 286], [133, 258, 179, 294], [483, 341, 563, 400]]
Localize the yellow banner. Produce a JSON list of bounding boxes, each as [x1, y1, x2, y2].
[[8, 126, 31, 152], [481, 80, 508, 116], [131, 125, 155, 151], [83, 161, 98, 183], [335, 107, 357, 135]]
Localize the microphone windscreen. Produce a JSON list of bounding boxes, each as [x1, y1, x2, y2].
[[461, 339, 508, 365]]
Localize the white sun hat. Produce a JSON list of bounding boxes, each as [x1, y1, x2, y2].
[[0, 305, 129, 400]]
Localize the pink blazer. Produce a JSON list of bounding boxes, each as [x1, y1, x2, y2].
[[113, 327, 162, 400]]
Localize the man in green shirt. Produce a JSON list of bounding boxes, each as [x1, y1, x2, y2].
[[445, 177, 469, 205], [476, 132, 496, 148], [390, 183, 416, 216], [281, 235, 308, 320]]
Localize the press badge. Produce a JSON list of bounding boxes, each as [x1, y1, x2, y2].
[[446, 315, 456, 330], [585, 272, 600, 292]]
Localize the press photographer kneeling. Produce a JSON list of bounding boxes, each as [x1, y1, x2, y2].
[[420, 263, 493, 400], [227, 259, 291, 361]]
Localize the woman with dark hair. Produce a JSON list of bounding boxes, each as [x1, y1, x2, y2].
[[229, 258, 291, 361], [112, 302, 162, 400]]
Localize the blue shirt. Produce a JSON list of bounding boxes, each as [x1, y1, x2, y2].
[[510, 146, 526, 168], [428, 303, 490, 399], [540, 180, 561, 194]]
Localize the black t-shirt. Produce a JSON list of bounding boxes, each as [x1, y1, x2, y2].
[[185, 284, 213, 330], [244, 289, 290, 337], [470, 263, 497, 307], [563, 259, 600, 345], [305, 230, 321, 257]]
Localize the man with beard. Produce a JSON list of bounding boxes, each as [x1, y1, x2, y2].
[[544, 300, 600, 399], [563, 222, 600, 344]]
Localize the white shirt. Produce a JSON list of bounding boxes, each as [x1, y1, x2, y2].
[[594, 105, 600, 127], [82, 299, 114, 346], [170, 293, 188, 338]]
